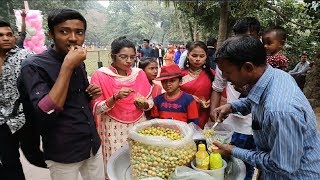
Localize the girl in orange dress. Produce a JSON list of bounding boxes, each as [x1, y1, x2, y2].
[[163, 45, 175, 66]]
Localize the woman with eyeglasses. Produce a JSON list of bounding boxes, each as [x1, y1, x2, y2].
[[90, 36, 152, 176]]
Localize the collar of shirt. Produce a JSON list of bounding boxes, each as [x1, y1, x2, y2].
[[47, 45, 66, 62], [247, 65, 274, 104], [300, 61, 309, 65], [5, 46, 20, 59]]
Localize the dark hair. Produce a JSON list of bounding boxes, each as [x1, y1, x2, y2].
[[143, 39, 150, 43], [215, 35, 266, 68], [232, 17, 261, 35], [111, 36, 136, 61], [138, 57, 158, 70], [263, 26, 287, 44], [48, 9, 87, 33], [207, 37, 217, 46], [0, 20, 13, 32], [137, 45, 142, 53], [301, 51, 308, 57], [184, 41, 215, 81], [185, 41, 192, 50]]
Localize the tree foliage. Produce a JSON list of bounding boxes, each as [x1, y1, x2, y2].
[[166, 0, 320, 103], [99, 1, 180, 45], [0, 0, 88, 27]]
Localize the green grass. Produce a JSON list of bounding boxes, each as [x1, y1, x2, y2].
[[85, 49, 112, 76]]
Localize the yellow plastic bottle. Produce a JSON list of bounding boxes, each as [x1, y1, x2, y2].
[[195, 144, 209, 170], [209, 146, 223, 170]]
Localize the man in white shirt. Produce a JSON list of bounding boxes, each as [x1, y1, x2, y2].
[[156, 44, 165, 67], [289, 52, 310, 76], [289, 52, 310, 90], [178, 42, 191, 69]]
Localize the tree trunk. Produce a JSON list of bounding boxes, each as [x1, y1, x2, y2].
[[217, 1, 229, 48], [194, 24, 198, 41], [177, 11, 187, 44], [161, 32, 166, 44], [149, 31, 155, 41], [304, 51, 320, 107], [188, 20, 194, 41]]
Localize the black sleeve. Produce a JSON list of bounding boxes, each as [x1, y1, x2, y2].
[[19, 64, 58, 121], [151, 49, 156, 58]]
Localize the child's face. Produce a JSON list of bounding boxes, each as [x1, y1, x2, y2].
[[188, 47, 207, 70], [161, 77, 181, 94], [144, 62, 158, 81], [262, 31, 283, 56]]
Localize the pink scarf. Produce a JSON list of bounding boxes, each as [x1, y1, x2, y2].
[[90, 67, 152, 123]]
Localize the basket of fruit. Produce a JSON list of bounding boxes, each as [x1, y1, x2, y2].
[[128, 119, 197, 180]]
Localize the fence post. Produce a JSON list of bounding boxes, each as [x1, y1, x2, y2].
[[97, 50, 103, 68]]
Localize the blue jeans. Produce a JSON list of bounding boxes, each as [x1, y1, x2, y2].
[[231, 132, 256, 180]]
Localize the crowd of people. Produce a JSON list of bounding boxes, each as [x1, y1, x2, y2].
[[0, 8, 319, 180]]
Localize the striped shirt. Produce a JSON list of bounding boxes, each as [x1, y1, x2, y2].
[[151, 91, 199, 125], [231, 65, 320, 179]]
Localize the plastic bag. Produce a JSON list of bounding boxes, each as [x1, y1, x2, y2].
[[203, 122, 234, 153], [141, 177, 163, 180], [128, 119, 197, 180], [188, 122, 204, 140], [224, 157, 246, 180], [168, 166, 215, 180]]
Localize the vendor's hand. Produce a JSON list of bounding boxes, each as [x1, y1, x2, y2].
[[210, 103, 232, 122], [115, 88, 134, 100], [86, 84, 102, 100], [212, 141, 235, 158], [134, 100, 149, 110]]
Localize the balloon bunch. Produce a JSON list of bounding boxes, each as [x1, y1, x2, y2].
[[15, 10, 46, 54]]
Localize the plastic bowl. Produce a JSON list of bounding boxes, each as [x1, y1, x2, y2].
[[191, 159, 227, 180]]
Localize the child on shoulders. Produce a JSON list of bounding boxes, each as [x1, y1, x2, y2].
[[262, 26, 289, 71], [151, 64, 199, 125]]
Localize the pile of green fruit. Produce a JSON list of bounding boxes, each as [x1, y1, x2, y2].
[[130, 126, 196, 180], [138, 126, 183, 140]]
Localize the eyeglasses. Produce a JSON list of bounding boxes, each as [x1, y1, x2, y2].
[[114, 54, 136, 61]]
